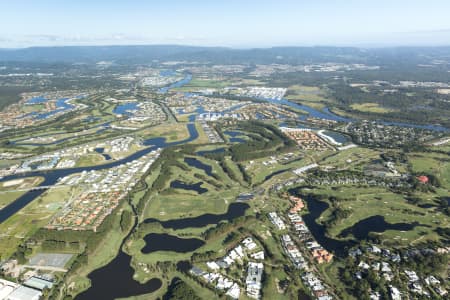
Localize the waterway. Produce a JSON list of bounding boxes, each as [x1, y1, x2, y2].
[[268, 98, 448, 132], [0, 123, 199, 223], [76, 201, 247, 298], [141, 233, 205, 254], [158, 74, 193, 93], [45, 98, 74, 119], [158, 72, 448, 132]]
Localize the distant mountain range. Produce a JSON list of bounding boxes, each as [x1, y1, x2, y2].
[[1, 45, 450, 65]]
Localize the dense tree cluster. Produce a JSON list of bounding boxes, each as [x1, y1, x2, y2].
[[163, 277, 200, 300], [120, 210, 133, 232], [227, 121, 296, 162], [202, 216, 254, 240]]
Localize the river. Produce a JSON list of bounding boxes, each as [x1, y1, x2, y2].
[[265, 98, 448, 132]]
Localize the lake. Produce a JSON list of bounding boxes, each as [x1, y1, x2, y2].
[[141, 233, 205, 254], [113, 102, 139, 116], [184, 157, 213, 176], [338, 215, 424, 240]]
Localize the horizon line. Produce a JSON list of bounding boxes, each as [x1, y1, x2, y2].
[[2, 42, 450, 51]]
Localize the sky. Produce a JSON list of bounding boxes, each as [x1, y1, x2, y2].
[[1, 0, 450, 48]]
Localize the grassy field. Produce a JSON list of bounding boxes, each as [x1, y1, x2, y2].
[[176, 113, 194, 122], [303, 185, 448, 245], [0, 191, 29, 210], [75, 153, 106, 167], [243, 148, 343, 185], [0, 176, 44, 202], [144, 188, 233, 220], [318, 147, 380, 171], [191, 122, 210, 144], [143, 156, 242, 220], [172, 78, 233, 92], [22, 104, 45, 113], [1, 179, 54, 195], [0, 186, 70, 259], [137, 123, 190, 142], [126, 197, 297, 300], [119, 270, 221, 300], [285, 85, 332, 110], [66, 205, 134, 298], [239, 78, 265, 86], [408, 151, 450, 189], [10, 126, 108, 145], [350, 102, 395, 114]]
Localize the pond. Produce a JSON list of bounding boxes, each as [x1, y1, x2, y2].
[[300, 194, 354, 256], [321, 130, 350, 144], [74, 250, 162, 300], [184, 157, 213, 176], [223, 130, 247, 143], [170, 180, 208, 194], [141, 233, 204, 254], [113, 102, 139, 116], [298, 191, 424, 256], [94, 148, 112, 160], [144, 202, 249, 230], [338, 215, 424, 240], [196, 148, 225, 157], [264, 168, 290, 181]]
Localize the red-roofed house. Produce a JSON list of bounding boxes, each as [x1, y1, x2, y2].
[[417, 175, 429, 184]]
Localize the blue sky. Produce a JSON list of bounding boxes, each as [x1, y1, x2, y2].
[[1, 0, 450, 47]]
